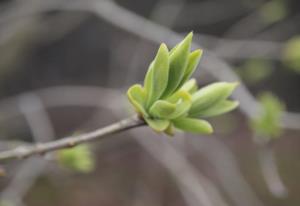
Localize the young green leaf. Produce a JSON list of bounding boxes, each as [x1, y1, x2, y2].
[[166, 90, 192, 119], [149, 91, 191, 119], [149, 100, 176, 118], [191, 100, 239, 118], [177, 49, 203, 89], [144, 62, 154, 94], [180, 78, 198, 94], [146, 44, 170, 107], [189, 82, 238, 115], [162, 32, 193, 98], [172, 117, 213, 134], [145, 118, 170, 132], [169, 43, 179, 55], [127, 84, 148, 117]]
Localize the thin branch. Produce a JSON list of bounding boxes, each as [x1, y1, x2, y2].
[[0, 94, 56, 205], [188, 136, 265, 206], [0, 115, 145, 161], [257, 142, 288, 198]]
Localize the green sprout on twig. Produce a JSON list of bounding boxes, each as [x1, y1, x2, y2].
[[251, 92, 285, 142], [127, 32, 239, 135], [57, 144, 95, 173]]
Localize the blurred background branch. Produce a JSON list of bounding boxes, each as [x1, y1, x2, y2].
[[0, 0, 300, 206]]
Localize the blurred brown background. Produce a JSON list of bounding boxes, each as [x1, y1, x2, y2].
[[0, 0, 300, 206]]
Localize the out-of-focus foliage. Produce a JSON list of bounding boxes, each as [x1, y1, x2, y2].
[[0, 201, 13, 206], [251, 93, 285, 141], [283, 36, 300, 73], [57, 144, 95, 173], [236, 59, 273, 84], [260, 0, 288, 23], [0, 167, 5, 177], [127, 33, 239, 135]]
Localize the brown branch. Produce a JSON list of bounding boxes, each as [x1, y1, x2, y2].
[[0, 115, 145, 162]]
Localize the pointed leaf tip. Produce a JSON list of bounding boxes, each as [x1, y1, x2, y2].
[[145, 43, 170, 107], [177, 49, 203, 89], [162, 33, 193, 97], [189, 82, 239, 115], [180, 78, 198, 94]]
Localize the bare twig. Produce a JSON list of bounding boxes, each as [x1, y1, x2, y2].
[[0, 115, 145, 161], [0, 94, 56, 205], [188, 136, 265, 206], [257, 142, 288, 198]]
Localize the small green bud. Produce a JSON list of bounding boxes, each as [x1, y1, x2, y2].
[[237, 59, 272, 84], [260, 0, 287, 24], [282, 36, 300, 73], [57, 145, 95, 173], [126, 33, 239, 135], [251, 92, 284, 140]]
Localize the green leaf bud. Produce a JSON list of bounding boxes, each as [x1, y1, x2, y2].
[[172, 117, 213, 134], [145, 43, 170, 107], [57, 145, 95, 173], [192, 100, 239, 118], [127, 84, 148, 117], [162, 32, 193, 97], [144, 118, 170, 132], [189, 82, 238, 116]]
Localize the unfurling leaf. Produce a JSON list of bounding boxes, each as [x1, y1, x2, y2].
[[146, 44, 170, 107], [189, 82, 238, 116], [127, 84, 148, 117], [149, 100, 176, 118], [145, 118, 170, 132], [166, 90, 192, 119], [192, 100, 239, 118], [162, 32, 193, 98], [173, 117, 213, 134], [177, 49, 203, 89], [144, 62, 154, 95]]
